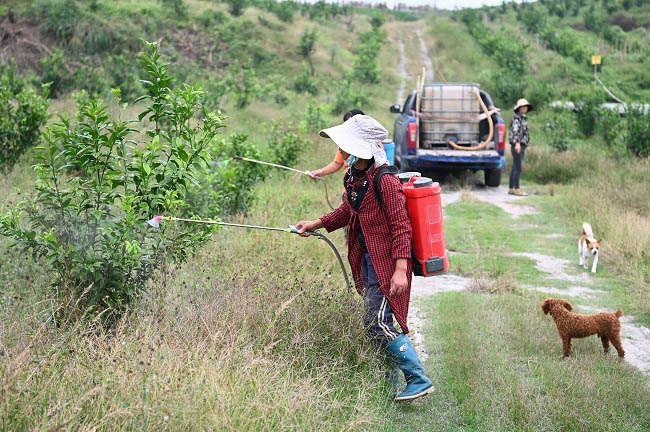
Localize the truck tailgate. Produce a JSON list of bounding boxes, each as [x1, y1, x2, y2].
[[417, 149, 500, 158]]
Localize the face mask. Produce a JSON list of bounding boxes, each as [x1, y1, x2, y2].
[[346, 155, 359, 166]]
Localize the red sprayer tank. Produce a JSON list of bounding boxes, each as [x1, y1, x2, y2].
[[398, 172, 449, 277]]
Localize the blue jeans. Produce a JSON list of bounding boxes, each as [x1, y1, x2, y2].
[[362, 253, 400, 346], [509, 145, 525, 189]]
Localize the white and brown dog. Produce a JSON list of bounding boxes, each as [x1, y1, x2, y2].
[[578, 223, 602, 273]]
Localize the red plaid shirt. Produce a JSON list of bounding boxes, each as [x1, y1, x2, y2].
[[320, 166, 413, 334]]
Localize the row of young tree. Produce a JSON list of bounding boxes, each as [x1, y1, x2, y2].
[[499, 0, 646, 17], [517, 1, 644, 56], [456, 8, 529, 106]]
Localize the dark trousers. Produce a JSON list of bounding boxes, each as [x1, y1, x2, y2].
[[362, 253, 400, 347], [509, 145, 525, 189]]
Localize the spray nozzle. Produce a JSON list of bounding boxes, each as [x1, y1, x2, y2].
[[147, 215, 166, 228]]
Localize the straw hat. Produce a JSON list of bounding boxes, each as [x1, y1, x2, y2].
[[513, 98, 534, 113], [319, 115, 388, 164]]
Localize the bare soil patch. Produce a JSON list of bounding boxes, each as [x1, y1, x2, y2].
[[512, 252, 592, 285], [524, 284, 605, 299], [442, 185, 538, 218]]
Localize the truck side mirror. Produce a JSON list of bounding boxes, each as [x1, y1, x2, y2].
[[390, 104, 401, 113]]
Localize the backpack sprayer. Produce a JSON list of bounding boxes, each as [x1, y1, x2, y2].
[[148, 216, 351, 291], [230, 156, 335, 210]]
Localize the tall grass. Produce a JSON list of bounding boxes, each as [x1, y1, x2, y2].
[[1, 176, 392, 430]]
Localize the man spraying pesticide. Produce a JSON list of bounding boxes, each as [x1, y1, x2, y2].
[[295, 115, 435, 402]]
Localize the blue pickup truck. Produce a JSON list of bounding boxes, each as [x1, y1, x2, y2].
[[390, 83, 506, 187]]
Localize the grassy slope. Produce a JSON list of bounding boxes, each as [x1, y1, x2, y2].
[[0, 2, 399, 430], [2, 2, 650, 431]]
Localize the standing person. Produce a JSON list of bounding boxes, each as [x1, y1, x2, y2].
[[295, 115, 434, 402], [309, 109, 365, 179], [509, 98, 533, 196]]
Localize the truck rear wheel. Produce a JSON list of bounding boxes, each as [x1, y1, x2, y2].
[[484, 168, 502, 187]]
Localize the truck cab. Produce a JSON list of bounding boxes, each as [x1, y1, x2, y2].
[[390, 83, 506, 187]]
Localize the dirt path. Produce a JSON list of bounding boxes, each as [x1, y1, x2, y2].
[[415, 29, 434, 82], [409, 184, 650, 376]]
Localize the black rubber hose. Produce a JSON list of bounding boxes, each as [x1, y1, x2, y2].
[[321, 180, 335, 211], [310, 231, 352, 293]]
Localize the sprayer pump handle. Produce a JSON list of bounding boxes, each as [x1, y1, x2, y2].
[[288, 225, 318, 237]]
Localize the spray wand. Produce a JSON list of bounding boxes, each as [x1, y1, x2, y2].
[[230, 156, 335, 210], [148, 216, 351, 292]]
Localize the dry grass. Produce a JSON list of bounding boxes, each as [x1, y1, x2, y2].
[[1, 242, 388, 430], [459, 187, 478, 202]]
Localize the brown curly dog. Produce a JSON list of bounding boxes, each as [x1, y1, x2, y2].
[[541, 298, 625, 358]]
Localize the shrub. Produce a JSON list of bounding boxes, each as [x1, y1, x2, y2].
[[351, 31, 383, 84], [293, 70, 318, 95], [198, 9, 228, 28], [369, 14, 385, 30], [186, 133, 266, 217], [527, 81, 555, 109], [268, 124, 304, 168], [225, 65, 266, 109], [201, 78, 229, 110], [301, 102, 327, 132], [489, 70, 527, 107], [74, 14, 122, 55], [544, 113, 571, 152], [0, 71, 50, 174], [584, 6, 606, 33], [298, 28, 317, 75], [72, 64, 109, 97], [104, 55, 144, 102], [0, 41, 226, 323], [330, 80, 368, 116], [597, 108, 623, 147], [272, 90, 289, 106], [603, 25, 627, 47], [271, 1, 295, 23], [574, 90, 604, 137], [625, 107, 650, 157], [35, 0, 80, 43], [224, 0, 247, 17], [39, 49, 74, 97], [159, 0, 187, 18]]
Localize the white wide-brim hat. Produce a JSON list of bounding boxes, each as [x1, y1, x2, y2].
[[513, 98, 534, 113], [319, 115, 389, 160]]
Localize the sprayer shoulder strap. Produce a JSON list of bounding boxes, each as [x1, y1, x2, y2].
[[373, 165, 399, 207]]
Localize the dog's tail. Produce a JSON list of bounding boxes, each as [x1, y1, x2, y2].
[[615, 308, 623, 318], [582, 222, 594, 237]]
